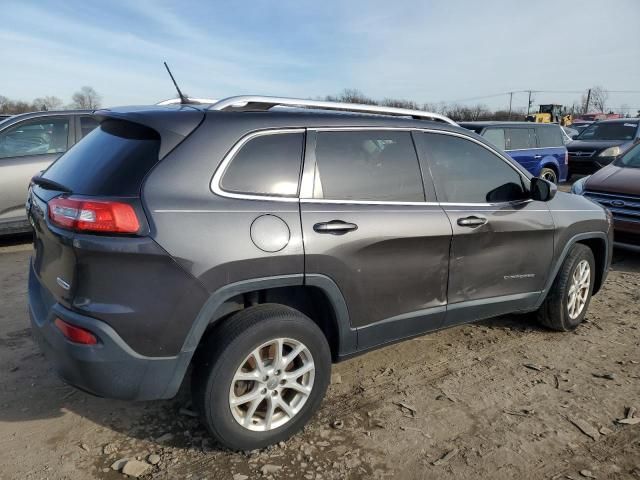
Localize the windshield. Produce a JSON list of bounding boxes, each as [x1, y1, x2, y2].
[[577, 122, 638, 141], [616, 143, 640, 168]]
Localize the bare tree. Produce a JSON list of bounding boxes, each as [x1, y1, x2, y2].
[[590, 86, 609, 112], [70, 86, 102, 109], [581, 86, 609, 113], [32, 96, 63, 111], [325, 89, 377, 105]]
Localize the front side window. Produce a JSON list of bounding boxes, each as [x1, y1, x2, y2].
[[506, 128, 534, 150], [482, 128, 506, 150], [0, 118, 69, 159], [312, 130, 424, 202], [418, 133, 527, 204], [220, 132, 304, 197]]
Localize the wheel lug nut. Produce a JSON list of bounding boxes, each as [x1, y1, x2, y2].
[[271, 390, 278, 396], [261, 388, 267, 394], [280, 379, 286, 385]]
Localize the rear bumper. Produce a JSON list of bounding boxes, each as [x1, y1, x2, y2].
[[28, 263, 184, 401]]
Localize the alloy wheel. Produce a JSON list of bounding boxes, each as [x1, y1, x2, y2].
[[567, 259, 590, 320], [229, 338, 315, 431]]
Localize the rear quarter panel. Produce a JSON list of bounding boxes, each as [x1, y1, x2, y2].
[[142, 114, 304, 294]]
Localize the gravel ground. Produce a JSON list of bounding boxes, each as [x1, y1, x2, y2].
[[0, 236, 638, 480]]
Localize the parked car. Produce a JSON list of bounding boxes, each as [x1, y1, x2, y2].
[[0, 110, 98, 235], [28, 96, 612, 451], [567, 118, 640, 178], [459, 122, 568, 184], [572, 141, 640, 248]]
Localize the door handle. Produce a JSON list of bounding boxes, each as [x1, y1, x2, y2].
[[313, 220, 358, 235], [534, 154, 542, 159], [457, 216, 487, 227]]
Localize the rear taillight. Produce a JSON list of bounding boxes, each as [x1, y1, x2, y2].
[[54, 318, 98, 345], [48, 197, 140, 234]]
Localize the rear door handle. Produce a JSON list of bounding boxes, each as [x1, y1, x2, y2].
[[457, 216, 487, 227], [534, 154, 543, 159], [313, 220, 358, 235]]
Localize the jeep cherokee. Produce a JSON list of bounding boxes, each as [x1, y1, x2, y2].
[[28, 96, 613, 450]]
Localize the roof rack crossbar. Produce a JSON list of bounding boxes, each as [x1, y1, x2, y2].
[[209, 95, 457, 125]]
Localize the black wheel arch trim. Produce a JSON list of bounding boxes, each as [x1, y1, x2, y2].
[[534, 231, 610, 309], [161, 273, 355, 399]]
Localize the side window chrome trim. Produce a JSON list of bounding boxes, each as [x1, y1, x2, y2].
[[210, 128, 305, 202], [211, 126, 531, 207]]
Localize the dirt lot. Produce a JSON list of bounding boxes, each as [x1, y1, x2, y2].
[[1, 235, 639, 480]]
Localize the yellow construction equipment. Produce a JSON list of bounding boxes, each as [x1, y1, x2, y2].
[[526, 104, 573, 126]]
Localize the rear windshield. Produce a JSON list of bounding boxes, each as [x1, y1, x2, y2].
[[42, 119, 160, 195], [577, 122, 638, 141]]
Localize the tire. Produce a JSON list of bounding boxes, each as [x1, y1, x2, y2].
[[537, 244, 595, 331], [192, 304, 331, 450], [539, 167, 558, 184]]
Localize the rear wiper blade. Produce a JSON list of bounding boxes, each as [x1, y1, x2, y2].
[[31, 175, 71, 192]]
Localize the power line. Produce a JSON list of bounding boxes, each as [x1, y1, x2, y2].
[[446, 89, 640, 104]]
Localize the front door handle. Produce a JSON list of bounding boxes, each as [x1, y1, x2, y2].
[[533, 154, 543, 159], [313, 220, 358, 235], [457, 216, 487, 227]]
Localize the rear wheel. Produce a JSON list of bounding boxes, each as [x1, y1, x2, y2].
[[540, 167, 558, 184], [537, 244, 595, 331], [192, 304, 331, 450]]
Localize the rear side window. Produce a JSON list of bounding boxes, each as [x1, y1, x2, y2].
[[42, 119, 160, 195], [417, 132, 527, 204], [482, 128, 506, 150], [313, 130, 424, 202], [506, 128, 534, 150], [0, 117, 69, 159], [220, 132, 304, 197], [79, 116, 99, 139], [536, 126, 564, 147]]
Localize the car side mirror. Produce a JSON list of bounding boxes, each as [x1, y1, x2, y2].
[[530, 177, 557, 202]]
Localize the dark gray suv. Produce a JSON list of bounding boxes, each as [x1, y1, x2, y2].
[[28, 96, 613, 450]]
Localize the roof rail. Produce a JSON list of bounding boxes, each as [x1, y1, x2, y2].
[[209, 95, 457, 126], [156, 97, 218, 106]]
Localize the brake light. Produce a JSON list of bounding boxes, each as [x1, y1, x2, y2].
[[54, 318, 98, 345], [48, 197, 140, 233]]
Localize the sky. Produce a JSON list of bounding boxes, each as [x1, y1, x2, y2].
[[2, 0, 640, 112]]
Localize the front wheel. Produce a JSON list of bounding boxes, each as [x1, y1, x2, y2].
[[192, 304, 331, 450], [539, 167, 558, 184], [537, 244, 595, 331]]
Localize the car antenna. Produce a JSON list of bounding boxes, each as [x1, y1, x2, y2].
[[163, 61, 188, 104]]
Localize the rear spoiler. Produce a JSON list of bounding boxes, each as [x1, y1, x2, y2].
[[94, 105, 205, 159]]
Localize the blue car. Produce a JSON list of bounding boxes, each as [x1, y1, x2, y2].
[[460, 122, 569, 184]]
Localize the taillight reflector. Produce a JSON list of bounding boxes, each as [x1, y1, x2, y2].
[[54, 318, 98, 345], [48, 197, 140, 233]]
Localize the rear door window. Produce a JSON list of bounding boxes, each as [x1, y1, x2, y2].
[[312, 130, 425, 202], [219, 131, 304, 197], [536, 126, 564, 147], [506, 128, 534, 150], [482, 128, 506, 150], [0, 117, 69, 159], [42, 119, 160, 195]]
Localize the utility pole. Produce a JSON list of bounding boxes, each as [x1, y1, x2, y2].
[[527, 90, 532, 115], [584, 88, 592, 114], [508, 91, 513, 120]]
